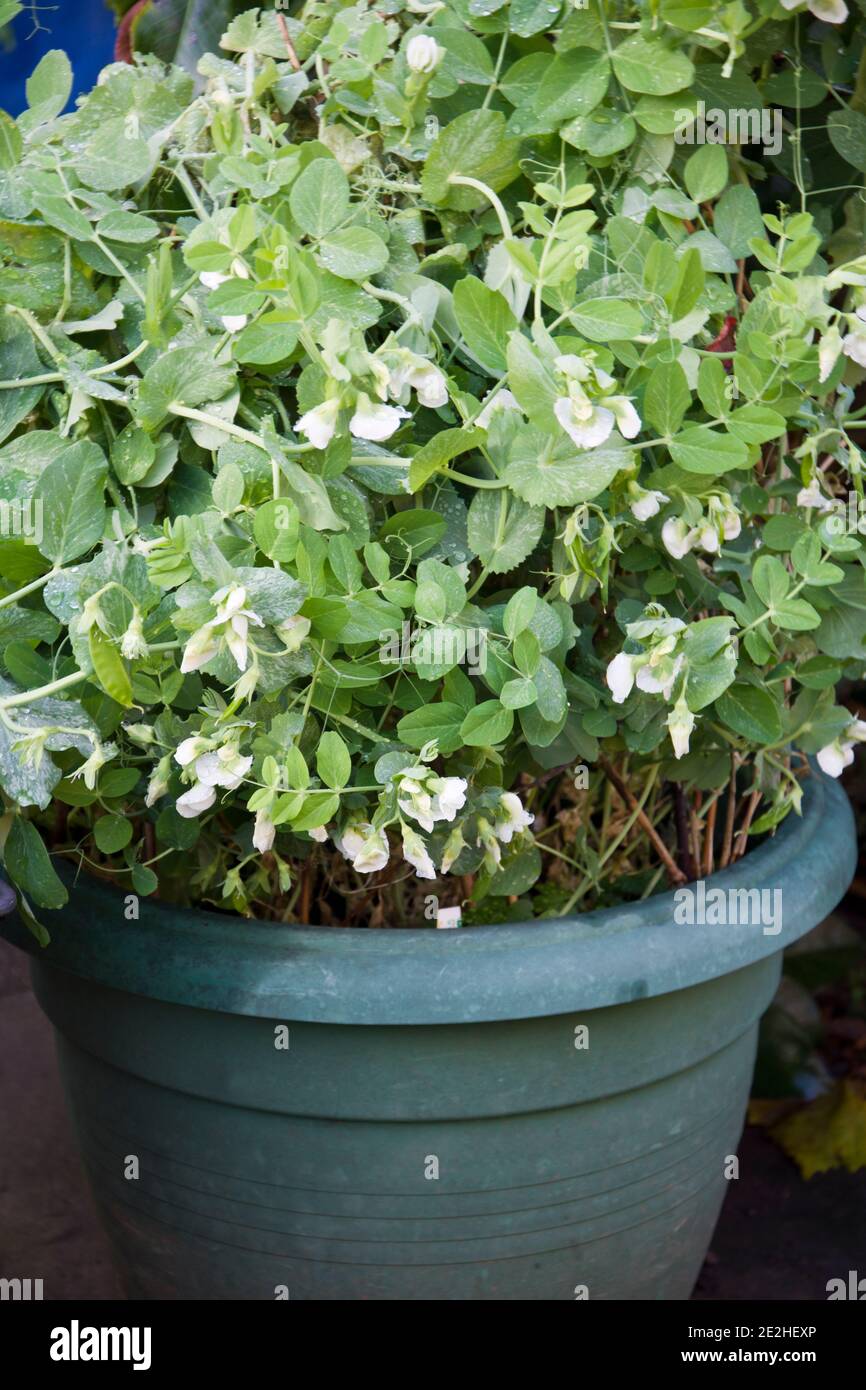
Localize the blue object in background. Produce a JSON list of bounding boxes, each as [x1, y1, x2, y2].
[[0, 0, 117, 116]]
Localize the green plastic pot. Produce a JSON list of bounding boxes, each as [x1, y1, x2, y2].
[[0, 771, 855, 1300]]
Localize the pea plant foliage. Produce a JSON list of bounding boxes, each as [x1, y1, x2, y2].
[[1, 0, 866, 933]]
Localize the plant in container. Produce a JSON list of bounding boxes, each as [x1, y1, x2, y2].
[[0, 0, 862, 1300]]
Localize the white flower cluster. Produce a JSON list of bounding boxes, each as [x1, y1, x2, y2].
[[553, 352, 641, 449], [661, 493, 741, 559], [605, 608, 715, 760], [175, 738, 253, 819], [181, 583, 264, 675], [295, 319, 447, 449]]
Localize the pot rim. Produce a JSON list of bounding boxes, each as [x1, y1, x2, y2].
[[0, 769, 855, 1025]]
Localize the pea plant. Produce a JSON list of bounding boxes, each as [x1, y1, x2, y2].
[[1, 0, 865, 934]]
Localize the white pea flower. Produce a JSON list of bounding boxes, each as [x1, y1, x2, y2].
[[692, 521, 720, 555], [232, 663, 260, 703], [78, 593, 104, 634], [635, 654, 682, 701], [252, 809, 276, 854], [382, 350, 449, 409], [431, 776, 468, 823], [126, 724, 155, 747], [607, 396, 641, 439], [779, 0, 847, 22], [406, 34, 444, 74], [296, 398, 341, 450], [119, 609, 148, 660], [309, 825, 329, 844], [661, 516, 694, 560], [275, 614, 311, 653], [816, 739, 855, 778], [628, 484, 669, 522], [181, 583, 264, 675], [145, 756, 171, 807], [176, 781, 217, 819], [842, 306, 866, 367], [606, 651, 636, 704], [484, 238, 533, 320], [193, 746, 252, 790], [440, 823, 466, 874], [349, 393, 408, 442], [796, 480, 835, 512], [180, 624, 220, 673], [819, 323, 843, 383], [401, 823, 437, 880], [476, 816, 502, 872], [493, 791, 534, 844], [476, 388, 521, 431], [199, 271, 229, 291], [397, 766, 467, 832], [817, 719, 866, 776], [338, 821, 390, 873], [667, 697, 695, 760], [70, 741, 116, 791], [554, 390, 616, 449], [175, 736, 211, 767], [410, 363, 449, 408], [220, 314, 248, 333]]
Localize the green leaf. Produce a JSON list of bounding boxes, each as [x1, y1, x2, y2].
[[533, 48, 610, 123], [98, 210, 160, 244], [408, 427, 481, 493], [644, 359, 690, 435], [504, 586, 537, 639], [25, 49, 72, 121], [0, 110, 22, 171], [34, 441, 107, 565], [713, 186, 766, 259], [111, 425, 156, 486], [752, 553, 790, 608], [74, 120, 152, 191], [506, 331, 559, 431], [506, 428, 632, 506], [460, 700, 514, 747], [666, 247, 704, 320], [453, 277, 517, 374], [611, 35, 694, 96], [136, 346, 236, 431], [290, 158, 350, 237], [669, 426, 749, 475], [289, 790, 341, 832], [3, 817, 67, 910], [0, 331, 43, 445], [254, 498, 300, 562], [568, 297, 642, 342], [467, 490, 545, 573], [716, 683, 782, 744], [684, 143, 728, 202], [488, 845, 542, 896], [728, 405, 786, 446], [234, 315, 299, 366], [93, 813, 133, 854], [131, 0, 236, 72], [828, 109, 866, 172], [316, 731, 351, 789], [397, 702, 465, 755], [318, 226, 389, 280], [422, 110, 521, 209], [89, 628, 133, 708]]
